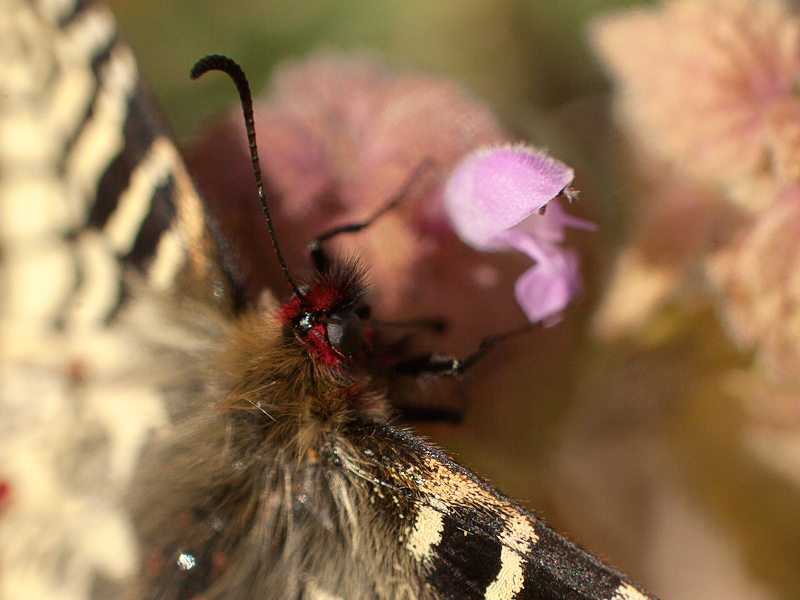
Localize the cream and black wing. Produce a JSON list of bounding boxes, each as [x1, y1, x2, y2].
[[0, 1, 236, 598], [335, 421, 657, 600]]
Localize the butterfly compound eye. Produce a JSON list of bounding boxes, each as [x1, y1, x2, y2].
[[325, 311, 366, 357]]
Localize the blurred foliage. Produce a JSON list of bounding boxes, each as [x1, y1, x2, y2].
[[106, 0, 651, 141]]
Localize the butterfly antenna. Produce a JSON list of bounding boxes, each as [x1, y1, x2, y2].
[[191, 54, 303, 300]]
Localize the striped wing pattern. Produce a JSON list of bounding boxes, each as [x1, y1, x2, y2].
[[0, 1, 230, 598], [345, 423, 654, 600]]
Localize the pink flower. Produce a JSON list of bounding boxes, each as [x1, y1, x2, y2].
[[591, 0, 800, 381], [591, 0, 800, 190], [707, 183, 800, 382], [444, 145, 593, 323]]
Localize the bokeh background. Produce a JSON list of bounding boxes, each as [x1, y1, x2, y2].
[[104, 1, 800, 599]]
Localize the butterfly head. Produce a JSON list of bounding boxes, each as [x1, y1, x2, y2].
[[277, 260, 371, 368], [192, 57, 384, 374]]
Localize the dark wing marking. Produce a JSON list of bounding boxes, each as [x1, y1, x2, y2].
[[337, 422, 658, 600], [2, 0, 235, 335]]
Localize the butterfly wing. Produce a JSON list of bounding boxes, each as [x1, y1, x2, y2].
[[125, 409, 659, 600], [0, 1, 236, 598], [336, 422, 656, 600]]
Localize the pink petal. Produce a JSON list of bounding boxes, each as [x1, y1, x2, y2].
[[444, 145, 575, 250], [514, 246, 581, 323], [503, 230, 581, 322], [516, 200, 597, 244]]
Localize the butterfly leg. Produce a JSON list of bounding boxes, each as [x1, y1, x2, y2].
[[395, 404, 465, 423], [370, 317, 446, 334], [385, 352, 470, 423], [392, 323, 535, 377], [382, 325, 534, 423], [308, 160, 433, 272]]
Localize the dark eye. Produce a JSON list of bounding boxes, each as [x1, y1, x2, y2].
[[324, 310, 365, 357]]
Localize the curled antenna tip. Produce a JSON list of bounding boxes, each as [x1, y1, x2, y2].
[[190, 55, 303, 301]]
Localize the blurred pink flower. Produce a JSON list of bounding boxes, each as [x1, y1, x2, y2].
[[444, 145, 592, 323], [253, 53, 510, 219], [591, 0, 800, 190], [592, 169, 730, 338], [707, 184, 800, 381], [592, 0, 800, 387]]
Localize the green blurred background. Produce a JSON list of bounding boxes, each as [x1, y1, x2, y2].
[[105, 0, 648, 139]]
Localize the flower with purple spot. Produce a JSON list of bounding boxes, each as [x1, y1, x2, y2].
[[444, 145, 594, 323]]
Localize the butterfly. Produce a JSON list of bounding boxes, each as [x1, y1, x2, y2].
[[0, 1, 659, 599]]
